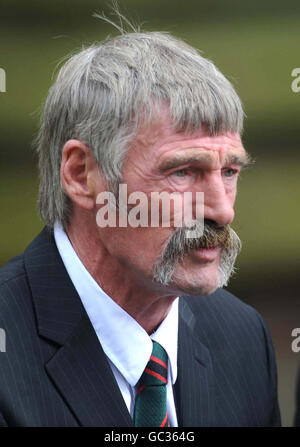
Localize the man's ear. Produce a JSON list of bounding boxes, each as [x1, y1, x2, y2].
[[60, 139, 101, 211]]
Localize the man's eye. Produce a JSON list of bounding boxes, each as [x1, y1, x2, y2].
[[223, 168, 238, 178], [173, 168, 188, 177]]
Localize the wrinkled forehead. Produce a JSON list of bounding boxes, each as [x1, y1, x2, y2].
[[129, 110, 247, 167]]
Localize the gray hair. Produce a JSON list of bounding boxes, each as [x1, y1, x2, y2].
[[35, 30, 244, 227]]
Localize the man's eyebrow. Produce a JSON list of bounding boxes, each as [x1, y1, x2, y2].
[[158, 153, 212, 172], [224, 152, 254, 168], [158, 151, 254, 172]]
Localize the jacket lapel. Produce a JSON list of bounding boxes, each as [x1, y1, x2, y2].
[[24, 228, 133, 427], [175, 298, 216, 427], [45, 315, 133, 427]]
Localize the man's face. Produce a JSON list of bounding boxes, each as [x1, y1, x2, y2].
[[96, 113, 248, 296]]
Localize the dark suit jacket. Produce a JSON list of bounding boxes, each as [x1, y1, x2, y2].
[[0, 228, 281, 426]]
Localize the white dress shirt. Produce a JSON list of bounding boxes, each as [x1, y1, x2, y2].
[[54, 222, 179, 426]]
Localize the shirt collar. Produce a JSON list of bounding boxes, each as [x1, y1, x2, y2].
[[53, 221, 178, 387]]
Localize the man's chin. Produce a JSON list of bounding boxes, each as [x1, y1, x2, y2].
[[152, 254, 229, 296], [166, 272, 221, 297], [177, 283, 219, 297]]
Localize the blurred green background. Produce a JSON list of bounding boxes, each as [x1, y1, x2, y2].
[[0, 0, 299, 426]]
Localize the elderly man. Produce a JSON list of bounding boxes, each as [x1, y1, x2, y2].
[[0, 29, 280, 427]]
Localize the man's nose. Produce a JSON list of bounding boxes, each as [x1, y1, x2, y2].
[[201, 175, 235, 227]]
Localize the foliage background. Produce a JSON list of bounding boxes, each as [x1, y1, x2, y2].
[[1, 0, 299, 426]]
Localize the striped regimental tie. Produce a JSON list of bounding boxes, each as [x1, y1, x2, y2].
[[133, 340, 170, 427]]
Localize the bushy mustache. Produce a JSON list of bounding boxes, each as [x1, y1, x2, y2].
[[160, 220, 234, 263], [153, 220, 241, 286]]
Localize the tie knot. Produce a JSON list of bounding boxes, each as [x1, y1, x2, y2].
[[138, 341, 168, 387]]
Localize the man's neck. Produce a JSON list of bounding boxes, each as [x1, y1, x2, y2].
[[66, 224, 177, 334]]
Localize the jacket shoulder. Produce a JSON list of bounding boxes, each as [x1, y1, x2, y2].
[[0, 254, 26, 289], [0, 254, 31, 317], [0, 227, 52, 302], [180, 288, 273, 352], [182, 287, 260, 321]]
